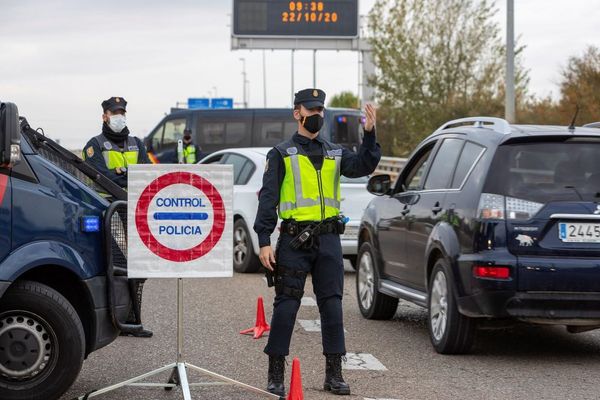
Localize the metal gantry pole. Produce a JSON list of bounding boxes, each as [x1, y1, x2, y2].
[[358, 51, 362, 108], [505, 0, 516, 123], [263, 50, 267, 107], [240, 57, 248, 108], [313, 49, 317, 88], [291, 50, 295, 105]]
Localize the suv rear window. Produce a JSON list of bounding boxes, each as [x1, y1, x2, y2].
[[484, 139, 600, 203]]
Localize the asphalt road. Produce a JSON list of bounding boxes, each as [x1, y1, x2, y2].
[[61, 262, 600, 400]]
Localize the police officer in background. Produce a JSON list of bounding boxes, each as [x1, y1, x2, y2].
[[83, 96, 153, 338], [176, 128, 204, 164], [254, 88, 379, 396]]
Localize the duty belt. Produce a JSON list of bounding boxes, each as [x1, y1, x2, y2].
[[280, 218, 342, 236]]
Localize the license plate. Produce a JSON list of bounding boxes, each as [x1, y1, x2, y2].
[[341, 226, 359, 240], [559, 223, 600, 243]]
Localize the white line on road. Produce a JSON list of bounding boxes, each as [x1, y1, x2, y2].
[[298, 319, 321, 332], [298, 319, 348, 333], [301, 297, 317, 306], [343, 353, 387, 371]]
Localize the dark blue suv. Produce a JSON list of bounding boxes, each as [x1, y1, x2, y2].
[[357, 117, 600, 354]]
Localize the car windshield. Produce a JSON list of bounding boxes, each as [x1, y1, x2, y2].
[[483, 138, 600, 203]]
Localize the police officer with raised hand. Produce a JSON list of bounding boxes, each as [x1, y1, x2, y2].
[[254, 88, 379, 396], [83, 97, 153, 338]]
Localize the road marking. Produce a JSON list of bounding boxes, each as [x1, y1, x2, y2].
[[343, 353, 387, 371], [301, 297, 317, 306], [297, 319, 347, 333]]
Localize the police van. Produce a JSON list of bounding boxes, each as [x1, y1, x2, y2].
[[0, 101, 138, 400], [144, 107, 364, 163]]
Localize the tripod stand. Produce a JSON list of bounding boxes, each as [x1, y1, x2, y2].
[[75, 279, 283, 400]]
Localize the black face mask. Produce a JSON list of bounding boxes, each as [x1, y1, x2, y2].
[[300, 113, 324, 134]]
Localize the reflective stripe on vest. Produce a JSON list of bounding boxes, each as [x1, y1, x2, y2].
[[278, 147, 341, 222], [183, 145, 196, 164], [94, 134, 139, 169]]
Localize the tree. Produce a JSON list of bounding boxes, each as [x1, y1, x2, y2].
[[368, 0, 529, 156], [328, 91, 360, 109], [557, 46, 600, 125], [519, 46, 600, 126]]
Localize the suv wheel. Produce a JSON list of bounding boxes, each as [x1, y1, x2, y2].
[[428, 259, 476, 354], [233, 219, 260, 273], [356, 242, 398, 319], [0, 281, 85, 400]]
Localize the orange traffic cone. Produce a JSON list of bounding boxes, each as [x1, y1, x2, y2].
[[240, 296, 270, 339], [287, 358, 304, 400]]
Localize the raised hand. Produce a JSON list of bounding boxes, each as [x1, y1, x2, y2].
[[364, 103, 376, 132]]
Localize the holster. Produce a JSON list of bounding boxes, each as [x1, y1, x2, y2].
[[265, 268, 275, 287], [274, 266, 306, 300]]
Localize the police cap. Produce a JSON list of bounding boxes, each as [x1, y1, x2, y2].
[[294, 88, 326, 109], [101, 97, 127, 113]]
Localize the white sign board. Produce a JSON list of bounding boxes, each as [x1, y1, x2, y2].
[[127, 164, 233, 278]]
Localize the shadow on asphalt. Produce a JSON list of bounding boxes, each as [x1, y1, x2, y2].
[[388, 301, 600, 361]]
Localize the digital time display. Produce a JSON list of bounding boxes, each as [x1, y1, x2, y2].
[[233, 0, 359, 38]]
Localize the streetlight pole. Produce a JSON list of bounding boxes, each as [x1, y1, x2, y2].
[[505, 0, 515, 123], [239, 58, 247, 108]]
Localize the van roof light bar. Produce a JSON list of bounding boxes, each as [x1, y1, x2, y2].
[[434, 117, 512, 135]]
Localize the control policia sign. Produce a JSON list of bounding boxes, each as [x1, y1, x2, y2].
[[127, 165, 233, 278], [232, 0, 359, 38]]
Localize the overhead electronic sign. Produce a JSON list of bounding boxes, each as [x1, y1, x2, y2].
[[232, 0, 359, 38]]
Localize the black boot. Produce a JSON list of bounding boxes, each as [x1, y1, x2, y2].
[[120, 328, 153, 338], [267, 355, 286, 397], [324, 354, 350, 395]]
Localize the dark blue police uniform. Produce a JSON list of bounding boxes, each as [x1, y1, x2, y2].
[[254, 88, 381, 396], [255, 130, 380, 356]]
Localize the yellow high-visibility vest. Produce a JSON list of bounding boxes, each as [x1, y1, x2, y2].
[[182, 145, 197, 164], [276, 139, 342, 222], [90, 134, 139, 169]]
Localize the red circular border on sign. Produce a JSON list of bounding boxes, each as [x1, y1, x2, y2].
[[135, 172, 226, 262]]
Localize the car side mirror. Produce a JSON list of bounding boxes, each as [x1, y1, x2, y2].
[[0, 102, 21, 168], [367, 174, 392, 196]]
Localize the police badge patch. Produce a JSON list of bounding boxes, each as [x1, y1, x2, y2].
[[286, 147, 298, 155], [86, 147, 94, 158]]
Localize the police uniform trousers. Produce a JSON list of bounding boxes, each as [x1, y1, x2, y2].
[[264, 232, 346, 356]]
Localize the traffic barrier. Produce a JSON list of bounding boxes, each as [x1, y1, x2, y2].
[[374, 156, 407, 181], [240, 296, 270, 339], [287, 358, 304, 400]]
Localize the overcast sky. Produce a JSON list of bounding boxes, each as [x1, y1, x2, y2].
[[0, 0, 598, 149]]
